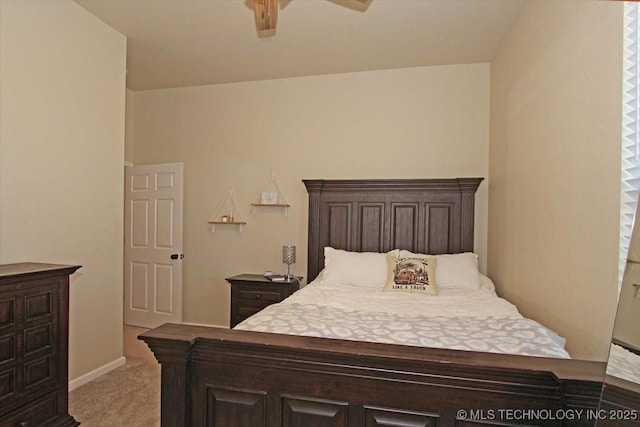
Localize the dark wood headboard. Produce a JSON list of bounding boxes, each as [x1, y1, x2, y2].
[[303, 178, 484, 282]]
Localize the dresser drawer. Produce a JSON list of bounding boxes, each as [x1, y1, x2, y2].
[[0, 391, 59, 427]]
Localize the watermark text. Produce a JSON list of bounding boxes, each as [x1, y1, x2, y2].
[[456, 408, 638, 422]]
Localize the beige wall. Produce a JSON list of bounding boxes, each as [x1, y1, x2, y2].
[[125, 89, 135, 164], [0, 1, 127, 379], [488, 0, 623, 361], [132, 64, 490, 327]]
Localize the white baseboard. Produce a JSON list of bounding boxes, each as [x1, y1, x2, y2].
[[69, 322, 223, 391], [68, 356, 126, 391]]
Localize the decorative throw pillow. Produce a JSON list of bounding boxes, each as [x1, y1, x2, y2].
[[323, 247, 399, 287], [399, 250, 480, 290], [383, 254, 437, 295]]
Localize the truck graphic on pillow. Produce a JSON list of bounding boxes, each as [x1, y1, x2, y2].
[[394, 258, 430, 286]]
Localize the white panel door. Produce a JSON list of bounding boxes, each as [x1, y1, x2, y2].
[[124, 163, 184, 328]]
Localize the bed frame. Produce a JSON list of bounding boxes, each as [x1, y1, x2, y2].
[[599, 341, 640, 425], [141, 178, 606, 427], [599, 375, 640, 426]]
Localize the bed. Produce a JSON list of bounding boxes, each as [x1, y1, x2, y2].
[[606, 343, 640, 385], [599, 343, 640, 425], [141, 178, 605, 427], [235, 257, 570, 359]]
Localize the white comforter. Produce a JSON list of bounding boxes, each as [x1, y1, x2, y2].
[[607, 344, 640, 384], [236, 278, 570, 359], [281, 280, 521, 318]]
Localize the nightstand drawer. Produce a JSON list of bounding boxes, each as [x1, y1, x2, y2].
[[236, 289, 281, 304], [226, 274, 301, 328]]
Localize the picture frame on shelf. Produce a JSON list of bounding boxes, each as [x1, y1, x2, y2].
[[261, 191, 279, 204]]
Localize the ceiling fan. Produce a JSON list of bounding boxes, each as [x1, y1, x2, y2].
[[253, 0, 369, 33]]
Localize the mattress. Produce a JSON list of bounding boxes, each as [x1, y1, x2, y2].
[[235, 277, 570, 359]]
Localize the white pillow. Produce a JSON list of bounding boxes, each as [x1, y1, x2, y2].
[[399, 250, 480, 290], [323, 247, 399, 287], [478, 273, 496, 291]]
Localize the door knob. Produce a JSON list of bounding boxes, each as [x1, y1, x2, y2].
[[170, 254, 184, 260]]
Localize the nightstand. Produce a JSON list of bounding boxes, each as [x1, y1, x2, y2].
[[226, 274, 301, 328]]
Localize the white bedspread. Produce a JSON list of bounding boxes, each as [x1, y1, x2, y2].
[[279, 281, 521, 317], [235, 279, 570, 359], [607, 343, 640, 384]]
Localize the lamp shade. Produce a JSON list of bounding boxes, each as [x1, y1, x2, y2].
[[282, 245, 296, 265]]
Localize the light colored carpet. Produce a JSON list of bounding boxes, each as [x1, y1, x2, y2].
[[69, 325, 160, 426]]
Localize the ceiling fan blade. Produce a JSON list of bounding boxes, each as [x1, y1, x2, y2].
[[254, 0, 278, 31]]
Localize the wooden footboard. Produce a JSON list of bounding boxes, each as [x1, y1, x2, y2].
[[140, 324, 604, 427]]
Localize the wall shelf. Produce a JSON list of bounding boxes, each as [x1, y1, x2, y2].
[[209, 221, 247, 224], [250, 203, 290, 208], [251, 171, 290, 217], [209, 187, 246, 233]]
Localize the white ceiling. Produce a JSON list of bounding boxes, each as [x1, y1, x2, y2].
[[75, 0, 525, 91]]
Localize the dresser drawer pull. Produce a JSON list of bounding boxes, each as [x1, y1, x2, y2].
[[17, 421, 30, 427], [255, 294, 261, 299]]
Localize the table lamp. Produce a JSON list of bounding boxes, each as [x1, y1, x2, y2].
[[282, 245, 296, 280]]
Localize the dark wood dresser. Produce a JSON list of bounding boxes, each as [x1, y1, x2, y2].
[[0, 263, 80, 427], [226, 274, 300, 328]]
